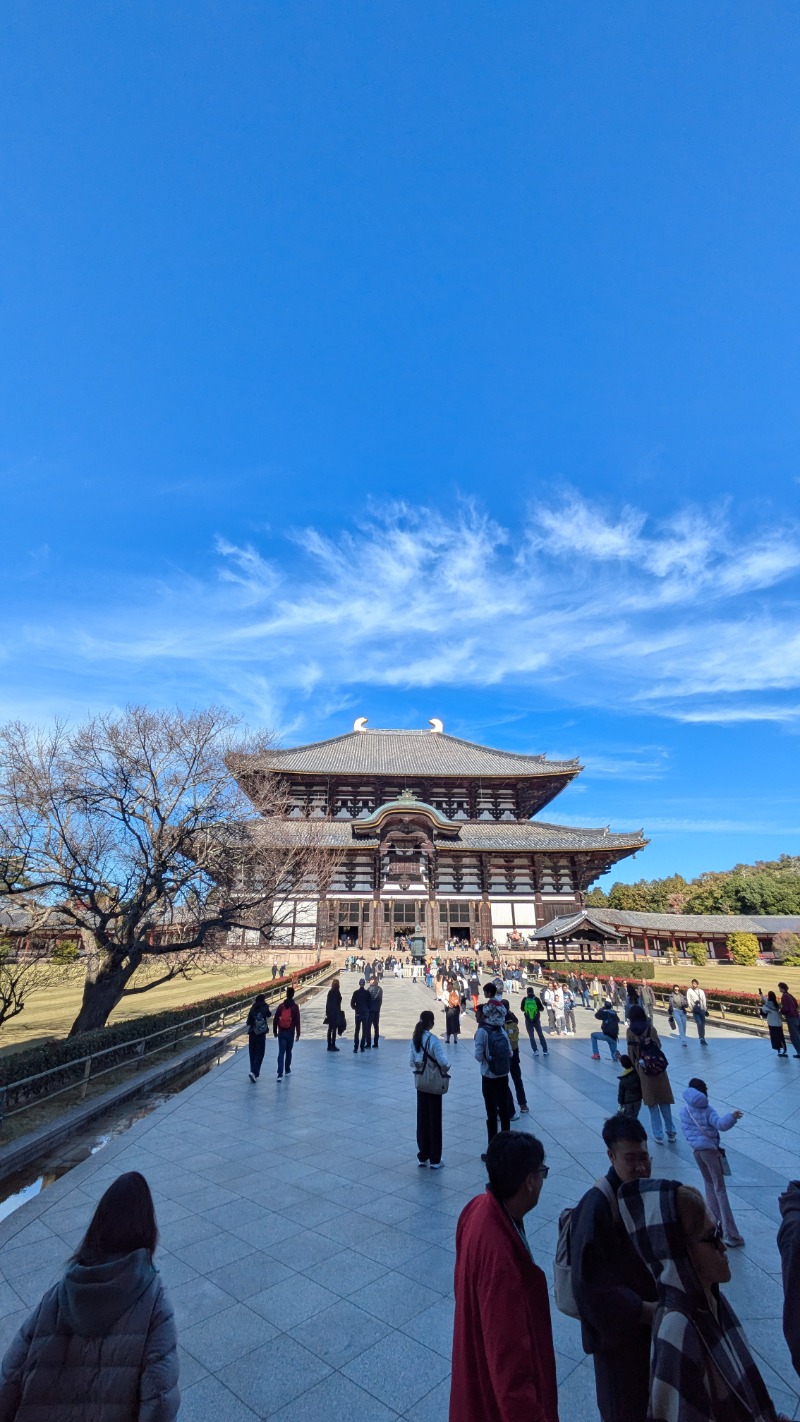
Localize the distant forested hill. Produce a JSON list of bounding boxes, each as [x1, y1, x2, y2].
[[586, 855, 800, 915]]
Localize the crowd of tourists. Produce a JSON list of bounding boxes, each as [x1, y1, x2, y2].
[[450, 1121, 799, 1422], [3, 961, 800, 1422]]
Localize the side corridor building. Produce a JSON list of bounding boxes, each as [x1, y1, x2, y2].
[[233, 719, 647, 950]]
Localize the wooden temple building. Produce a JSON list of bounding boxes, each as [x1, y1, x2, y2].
[[232, 718, 647, 950]]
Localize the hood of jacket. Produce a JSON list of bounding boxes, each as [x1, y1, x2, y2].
[[58, 1248, 156, 1336], [618, 1179, 706, 1306], [682, 1085, 709, 1114], [779, 1180, 800, 1223], [480, 1001, 507, 1028]]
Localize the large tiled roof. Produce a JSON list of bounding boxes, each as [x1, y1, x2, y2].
[[251, 819, 645, 853], [245, 727, 581, 779], [541, 908, 800, 935]]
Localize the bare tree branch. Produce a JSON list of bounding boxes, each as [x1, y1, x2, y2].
[[0, 706, 338, 1035]]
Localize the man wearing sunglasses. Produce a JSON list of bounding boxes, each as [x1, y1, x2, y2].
[[570, 1116, 659, 1422], [450, 1131, 557, 1422]]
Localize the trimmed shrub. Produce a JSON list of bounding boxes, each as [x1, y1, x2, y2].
[[727, 932, 760, 967], [544, 961, 655, 983], [686, 942, 708, 968], [51, 941, 80, 965]]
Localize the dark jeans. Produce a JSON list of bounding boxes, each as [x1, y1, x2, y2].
[[593, 1338, 650, 1422], [326, 1022, 338, 1049], [354, 1015, 370, 1050], [786, 1016, 800, 1056], [481, 1074, 511, 1145], [368, 1012, 381, 1046], [276, 1029, 294, 1076], [693, 1008, 707, 1042], [525, 1017, 548, 1053], [508, 1049, 527, 1109], [248, 1034, 266, 1078], [416, 1090, 443, 1165]]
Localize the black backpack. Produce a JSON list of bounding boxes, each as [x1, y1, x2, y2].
[[484, 1024, 512, 1076]]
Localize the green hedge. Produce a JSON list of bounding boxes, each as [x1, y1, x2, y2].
[[0, 962, 331, 1090], [532, 961, 655, 981]]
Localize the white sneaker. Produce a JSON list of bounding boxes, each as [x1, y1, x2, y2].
[[430, 1161, 445, 1170], [510, 1112, 521, 1122]]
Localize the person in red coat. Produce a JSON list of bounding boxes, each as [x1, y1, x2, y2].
[[449, 1130, 559, 1422]]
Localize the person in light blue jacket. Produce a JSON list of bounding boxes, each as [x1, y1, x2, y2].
[[680, 1077, 744, 1248]]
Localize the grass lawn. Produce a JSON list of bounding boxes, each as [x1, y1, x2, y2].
[[0, 960, 286, 1058], [643, 961, 800, 995]]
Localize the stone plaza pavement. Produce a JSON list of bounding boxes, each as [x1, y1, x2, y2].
[[1, 973, 799, 1420]]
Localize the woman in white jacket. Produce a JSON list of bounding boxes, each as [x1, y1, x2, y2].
[[409, 1010, 450, 1169]]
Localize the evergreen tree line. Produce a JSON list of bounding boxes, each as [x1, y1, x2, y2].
[[586, 854, 800, 916]]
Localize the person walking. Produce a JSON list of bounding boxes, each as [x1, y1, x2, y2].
[[619, 1180, 785, 1422], [624, 983, 640, 1023], [542, 983, 556, 1033], [521, 986, 549, 1056], [760, 991, 788, 1057], [246, 994, 272, 1081], [617, 1054, 643, 1118], [778, 982, 800, 1059], [639, 980, 656, 1026], [0, 1172, 179, 1422], [409, 1009, 450, 1168], [591, 999, 621, 1062], [444, 985, 461, 1044], [563, 987, 577, 1035], [450, 1131, 558, 1422], [273, 985, 301, 1079], [570, 1117, 658, 1422], [473, 987, 513, 1158], [668, 983, 688, 1045], [626, 1005, 676, 1142], [686, 978, 709, 1045], [350, 977, 372, 1052], [367, 976, 383, 1048], [680, 1077, 745, 1247], [324, 978, 342, 1052], [590, 974, 602, 1009], [501, 1000, 529, 1118]]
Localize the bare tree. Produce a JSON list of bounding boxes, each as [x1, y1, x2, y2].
[[0, 707, 336, 1036], [0, 939, 62, 1032]]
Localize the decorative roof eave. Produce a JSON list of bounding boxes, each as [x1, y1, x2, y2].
[[247, 818, 647, 854], [531, 911, 627, 942], [351, 794, 461, 836]]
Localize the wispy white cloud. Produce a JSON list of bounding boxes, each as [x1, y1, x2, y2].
[[4, 493, 800, 731]]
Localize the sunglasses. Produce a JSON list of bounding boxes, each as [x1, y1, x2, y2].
[[535, 1165, 550, 1179], [698, 1223, 725, 1249]]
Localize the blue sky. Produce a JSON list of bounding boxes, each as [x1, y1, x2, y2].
[[1, 2, 799, 885]]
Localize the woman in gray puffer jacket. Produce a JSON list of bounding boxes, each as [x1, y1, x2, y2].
[[0, 1171, 179, 1422]]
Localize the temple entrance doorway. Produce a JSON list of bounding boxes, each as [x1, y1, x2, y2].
[[449, 926, 471, 945]]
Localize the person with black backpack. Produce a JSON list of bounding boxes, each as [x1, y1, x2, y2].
[[626, 1004, 676, 1142], [473, 985, 513, 1160], [272, 985, 301, 1080], [246, 993, 272, 1082]]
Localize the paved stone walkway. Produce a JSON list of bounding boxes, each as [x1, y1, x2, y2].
[[1, 974, 799, 1420]]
